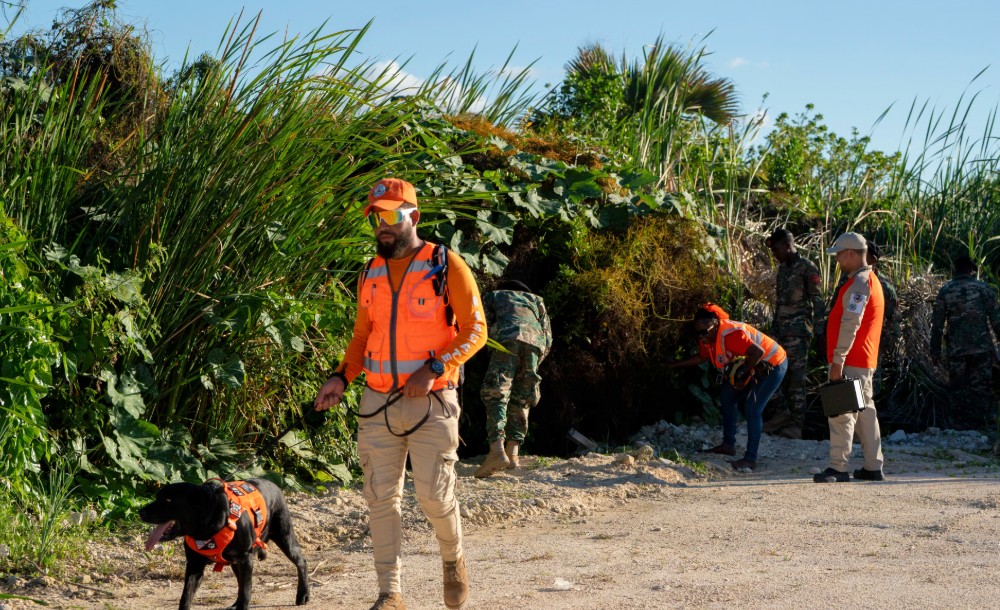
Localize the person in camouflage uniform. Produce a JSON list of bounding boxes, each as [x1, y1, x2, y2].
[[867, 242, 899, 394], [474, 280, 552, 478], [930, 255, 1000, 431], [765, 229, 826, 438]]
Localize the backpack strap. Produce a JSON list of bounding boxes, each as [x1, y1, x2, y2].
[[359, 257, 376, 285], [431, 244, 456, 326]]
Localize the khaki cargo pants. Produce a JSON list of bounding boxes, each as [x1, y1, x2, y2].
[[827, 366, 884, 472], [357, 387, 463, 594]]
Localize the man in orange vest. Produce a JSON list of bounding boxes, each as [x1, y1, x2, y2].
[[314, 178, 487, 610], [815, 232, 886, 483]]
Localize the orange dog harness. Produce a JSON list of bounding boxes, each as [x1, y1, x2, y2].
[[185, 480, 268, 572]]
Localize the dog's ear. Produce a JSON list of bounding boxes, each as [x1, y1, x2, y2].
[[203, 482, 230, 533]]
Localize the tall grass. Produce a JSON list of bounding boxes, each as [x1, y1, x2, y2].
[[2, 7, 540, 458], [614, 35, 739, 190], [886, 79, 1000, 275]]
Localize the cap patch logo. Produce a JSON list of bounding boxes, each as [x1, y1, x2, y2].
[[373, 183, 388, 197]]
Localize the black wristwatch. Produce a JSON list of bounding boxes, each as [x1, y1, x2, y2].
[[425, 358, 445, 378]]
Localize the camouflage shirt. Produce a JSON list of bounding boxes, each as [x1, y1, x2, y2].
[[880, 276, 900, 345], [930, 274, 1000, 359], [772, 253, 825, 337], [483, 289, 552, 354]]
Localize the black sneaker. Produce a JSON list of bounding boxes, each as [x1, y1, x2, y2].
[[813, 467, 850, 483], [853, 468, 885, 481]]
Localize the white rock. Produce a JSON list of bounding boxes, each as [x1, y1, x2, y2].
[[630, 445, 655, 462], [553, 577, 574, 591], [888, 430, 907, 442], [0, 544, 9, 558], [614, 454, 635, 467], [808, 467, 822, 475]]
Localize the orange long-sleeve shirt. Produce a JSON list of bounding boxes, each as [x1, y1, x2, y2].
[[337, 247, 487, 383]]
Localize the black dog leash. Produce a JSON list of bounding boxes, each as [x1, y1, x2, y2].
[[356, 388, 454, 437], [229, 386, 454, 477]]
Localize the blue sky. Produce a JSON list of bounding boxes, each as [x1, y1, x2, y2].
[[6, 0, 1000, 155]]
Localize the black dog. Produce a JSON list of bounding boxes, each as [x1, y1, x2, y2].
[[139, 478, 309, 610]]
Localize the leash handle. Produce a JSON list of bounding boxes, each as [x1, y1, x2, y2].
[[355, 389, 452, 437]]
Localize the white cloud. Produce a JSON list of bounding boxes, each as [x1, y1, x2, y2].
[[368, 59, 426, 95], [362, 59, 487, 114], [729, 57, 749, 69]]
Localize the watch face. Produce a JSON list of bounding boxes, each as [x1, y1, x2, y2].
[[430, 359, 445, 374]]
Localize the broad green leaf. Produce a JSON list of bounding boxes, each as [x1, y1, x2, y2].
[[100, 368, 147, 418], [206, 348, 246, 389], [509, 152, 566, 181], [561, 168, 605, 202], [480, 248, 510, 276], [475, 210, 514, 246], [618, 169, 658, 190]]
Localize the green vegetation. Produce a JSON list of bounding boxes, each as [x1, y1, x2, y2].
[[2, 1, 999, 577]]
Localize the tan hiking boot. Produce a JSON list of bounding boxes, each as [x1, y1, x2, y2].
[[443, 555, 469, 609], [369, 592, 406, 610], [504, 440, 520, 469], [474, 440, 510, 478]]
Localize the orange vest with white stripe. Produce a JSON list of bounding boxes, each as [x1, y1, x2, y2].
[[709, 320, 786, 370], [184, 481, 268, 572], [360, 242, 459, 392]]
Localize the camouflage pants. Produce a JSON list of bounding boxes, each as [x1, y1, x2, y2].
[[774, 335, 810, 421], [480, 342, 543, 444], [946, 352, 997, 431]]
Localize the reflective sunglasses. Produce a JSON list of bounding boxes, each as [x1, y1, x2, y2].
[[367, 208, 413, 229]]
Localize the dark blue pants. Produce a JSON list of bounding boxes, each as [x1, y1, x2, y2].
[[720, 359, 788, 461]]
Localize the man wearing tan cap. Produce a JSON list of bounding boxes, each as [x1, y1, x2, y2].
[[315, 177, 486, 609], [814, 232, 886, 483]]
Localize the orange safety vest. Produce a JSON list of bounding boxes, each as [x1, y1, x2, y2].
[[360, 242, 459, 392], [826, 269, 884, 369], [708, 320, 786, 371], [185, 481, 268, 572]]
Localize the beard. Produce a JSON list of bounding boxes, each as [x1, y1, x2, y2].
[[376, 232, 410, 259]]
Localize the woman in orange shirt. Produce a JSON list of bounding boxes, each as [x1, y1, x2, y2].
[[667, 304, 788, 470]]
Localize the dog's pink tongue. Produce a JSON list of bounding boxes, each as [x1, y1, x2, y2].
[[145, 521, 174, 551]]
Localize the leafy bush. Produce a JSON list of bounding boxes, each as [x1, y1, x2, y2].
[[0, 209, 61, 493]]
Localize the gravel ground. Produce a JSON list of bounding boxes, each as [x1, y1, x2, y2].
[[2, 424, 999, 609]]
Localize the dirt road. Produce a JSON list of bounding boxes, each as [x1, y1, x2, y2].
[[4, 427, 1000, 609]]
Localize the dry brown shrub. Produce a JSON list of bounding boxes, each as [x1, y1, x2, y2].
[[575, 215, 724, 365], [445, 113, 605, 170]]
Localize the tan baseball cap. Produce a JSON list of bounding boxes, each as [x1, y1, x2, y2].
[[825, 232, 867, 254], [363, 178, 418, 215]]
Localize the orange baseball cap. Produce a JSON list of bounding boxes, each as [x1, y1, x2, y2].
[[364, 178, 418, 215]]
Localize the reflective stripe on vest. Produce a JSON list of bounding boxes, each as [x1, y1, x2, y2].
[[711, 320, 786, 370], [184, 481, 268, 572], [361, 242, 459, 392]]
